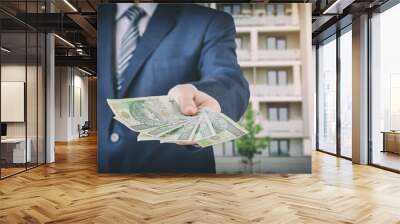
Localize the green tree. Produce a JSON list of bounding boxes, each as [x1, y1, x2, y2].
[[235, 105, 270, 173]]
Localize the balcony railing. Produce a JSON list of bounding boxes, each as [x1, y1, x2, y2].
[[250, 85, 301, 97], [233, 15, 298, 27], [258, 119, 303, 137], [236, 49, 251, 61], [257, 49, 300, 61]]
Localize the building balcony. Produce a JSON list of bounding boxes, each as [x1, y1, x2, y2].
[[233, 15, 298, 27], [257, 49, 300, 61], [250, 84, 301, 97], [236, 49, 251, 61], [258, 119, 303, 137]]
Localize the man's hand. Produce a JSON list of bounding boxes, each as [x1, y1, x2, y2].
[[168, 84, 221, 116]]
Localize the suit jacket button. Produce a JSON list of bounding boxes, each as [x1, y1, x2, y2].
[[110, 132, 119, 143]]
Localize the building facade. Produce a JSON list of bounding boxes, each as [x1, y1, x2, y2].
[[207, 3, 313, 173]]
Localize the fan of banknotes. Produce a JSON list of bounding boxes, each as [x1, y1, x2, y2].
[[107, 96, 248, 147]]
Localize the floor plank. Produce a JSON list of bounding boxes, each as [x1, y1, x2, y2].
[[1, 135, 400, 224]]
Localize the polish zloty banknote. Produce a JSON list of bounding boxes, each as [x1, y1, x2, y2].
[[108, 96, 248, 147], [194, 112, 216, 141], [196, 111, 248, 147], [107, 96, 185, 132], [137, 133, 159, 141], [159, 117, 201, 144], [143, 120, 188, 137]]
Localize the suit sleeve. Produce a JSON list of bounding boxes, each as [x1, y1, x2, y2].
[[191, 11, 250, 121]]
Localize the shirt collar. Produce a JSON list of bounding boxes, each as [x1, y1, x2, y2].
[[116, 3, 158, 20]]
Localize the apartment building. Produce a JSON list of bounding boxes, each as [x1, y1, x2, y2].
[[209, 3, 313, 173]]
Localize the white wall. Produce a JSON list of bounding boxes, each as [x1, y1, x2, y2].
[[1, 63, 46, 164], [71, 73, 89, 138], [1, 65, 41, 137], [55, 67, 68, 141], [54, 67, 89, 141]]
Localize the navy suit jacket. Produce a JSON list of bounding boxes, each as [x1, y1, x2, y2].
[[97, 4, 250, 173]]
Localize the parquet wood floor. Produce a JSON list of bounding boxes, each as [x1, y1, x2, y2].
[[1, 167, 26, 178], [1, 135, 400, 224]]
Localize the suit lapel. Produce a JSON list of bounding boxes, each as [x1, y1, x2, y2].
[[117, 5, 180, 98], [98, 4, 117, 99]]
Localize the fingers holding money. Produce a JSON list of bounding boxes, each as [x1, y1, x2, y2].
[[168, 84, 198, 116], [194, 91, 221, 113], [180, 94, 198, 116], [168, 84, 221, 115]]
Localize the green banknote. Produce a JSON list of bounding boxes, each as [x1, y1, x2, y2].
[[196, 111, 248, 147], [107, 96, 185, 132], [194, 112, 216, 141], [143, 120, 188, 137], [137, 133, 159, 141], [159, 117, 200, 144], [108, 96, 248, 147]]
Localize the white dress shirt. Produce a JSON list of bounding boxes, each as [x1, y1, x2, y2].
[[115, 3, 158, 67]]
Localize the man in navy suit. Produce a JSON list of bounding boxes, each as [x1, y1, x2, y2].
[[97, 3, 250, 173]]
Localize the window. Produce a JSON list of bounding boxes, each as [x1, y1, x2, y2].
[[268, 104, 289, 121], [278, 70, 288, 85], [221, 4, 241, 15], [270, 140, 279, 154], [267, 70, 277, 85], [223, 5, 231, 13], [267, 37, 286, 50], [277, 38, 287, 50], [266, 5, 275, 15], [276, 4, 285, 16], [339, 27, 352, 158], [269, 107, 278, 121], [267, 70, 288, 85], [269, 139, 290, 156], [279, 107, 289, 121], [317, 36, 337, 154], [370, 4, 400, 171], [221, 141, 236, 156], [266, 4, 290, 16], [267, 37, 276, 49], [235, 37, 242, 49], [0, 1, 47, 179], [279, 140, 289, 155], [232, 4, 241, 15]]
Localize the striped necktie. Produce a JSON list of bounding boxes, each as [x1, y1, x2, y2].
[[116, 6, 146, 90]]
